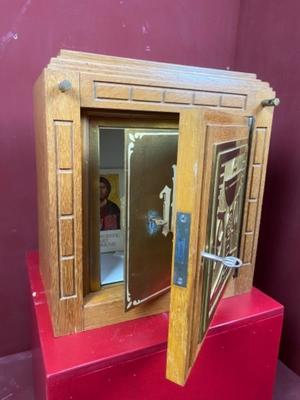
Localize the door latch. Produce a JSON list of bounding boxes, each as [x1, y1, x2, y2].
[[150, 217, 168, 226], [201, 251, 243, 268]]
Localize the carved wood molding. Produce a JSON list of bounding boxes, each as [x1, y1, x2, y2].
[[91, 81, 247, 109], [54, 120, 76, 298]]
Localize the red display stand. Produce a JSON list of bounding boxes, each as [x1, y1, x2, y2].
[[27, 252, 283, 400]]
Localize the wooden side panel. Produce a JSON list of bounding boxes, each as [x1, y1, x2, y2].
[[34, 72, 52, 300], [36, 68, 83, 335], [236, 96, 275, 294]]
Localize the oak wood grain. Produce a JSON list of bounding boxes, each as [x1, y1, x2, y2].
[[34, 50, 276, 341], [35, 68, 83, 336]]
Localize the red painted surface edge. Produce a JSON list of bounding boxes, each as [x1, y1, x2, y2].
[[28, 251, 284, 400]]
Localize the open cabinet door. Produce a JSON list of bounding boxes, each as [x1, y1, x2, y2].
[[124, 129, 178, 310], [167, 109, 250, 385]]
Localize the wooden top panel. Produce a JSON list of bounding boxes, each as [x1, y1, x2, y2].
[[59, 49, 256, 79], [45, 50, 274, 98]]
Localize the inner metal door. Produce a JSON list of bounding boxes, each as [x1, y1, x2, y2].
[[125, 129, 178, 310]]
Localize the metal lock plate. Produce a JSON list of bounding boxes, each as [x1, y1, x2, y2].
[[173, 212, 191, 288]]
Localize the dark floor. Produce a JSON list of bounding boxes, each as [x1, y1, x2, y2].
[[0, 351, 300, 399], [274, 361, 300, 400], [0, 351, 34, 400]]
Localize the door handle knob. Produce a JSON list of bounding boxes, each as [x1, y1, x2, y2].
[[147, 165, 176, 237], [201, 251, 243, 268], [150, 217, 168, 226]]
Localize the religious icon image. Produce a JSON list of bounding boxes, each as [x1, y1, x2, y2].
[[99, 170, 124, 254], [100, 175, 121, 231]]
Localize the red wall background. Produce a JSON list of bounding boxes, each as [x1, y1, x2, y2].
[[0, 0, 241, 357], [235, 0, 300, 376], [0, 0, 299, 376]]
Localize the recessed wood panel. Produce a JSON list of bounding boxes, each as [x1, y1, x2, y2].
[[55, 122, 73, 169], [58, 173, 73, 215], [60, 258, 75, 297], [60, 218, 74, 257], [254, 128, 267, 164], [194, 92, 220, 106], [249, 165, 262, 199], [242, 233, 253, 263], [220, 94, 246, 109], [131, 87, 163, 102], [246, 200, 257, 233], [95, 83, 130, 100], [84, 78, 255, 114], [164, 89, 193, 104]]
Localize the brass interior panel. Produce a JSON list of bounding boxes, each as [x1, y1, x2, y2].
[[125, 129, 178, 310], [200, 138, 249, 338]]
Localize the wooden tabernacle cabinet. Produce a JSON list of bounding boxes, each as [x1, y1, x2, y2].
[[34, 50, 277, 385]]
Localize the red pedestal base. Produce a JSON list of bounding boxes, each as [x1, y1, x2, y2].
[[27, 252, 283, 400]]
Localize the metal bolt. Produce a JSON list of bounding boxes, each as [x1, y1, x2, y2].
[[58, 80, 72, 92], [261, 97, 280, 107]]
